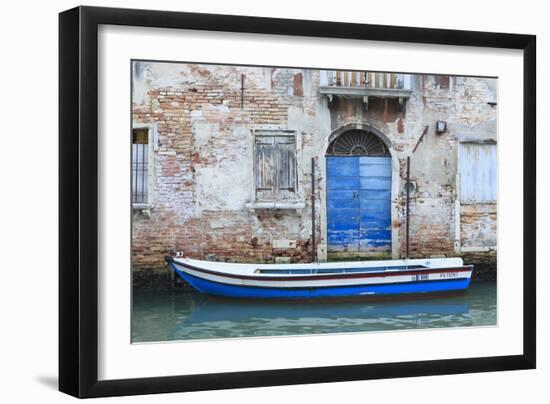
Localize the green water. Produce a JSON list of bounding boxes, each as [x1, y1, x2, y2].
[[132, 282, 496, 343]]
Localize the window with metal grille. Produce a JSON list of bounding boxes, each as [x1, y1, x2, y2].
[[254, 133, 297, 200], [132, 128, 149, 204], [459, 143, 497, 203], [326, 130, 390, 156]]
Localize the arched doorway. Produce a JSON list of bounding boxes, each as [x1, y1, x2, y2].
[[326, 129, 392, 258]]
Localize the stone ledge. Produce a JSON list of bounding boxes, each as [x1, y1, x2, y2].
[[461, 246, 497, 253], [245, 201, 306, 211], [319, 86, 412, 98]]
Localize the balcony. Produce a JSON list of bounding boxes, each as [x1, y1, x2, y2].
[[319, 71, 412, 99]]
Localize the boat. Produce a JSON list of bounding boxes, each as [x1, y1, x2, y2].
[[165, 256, 474, 300]]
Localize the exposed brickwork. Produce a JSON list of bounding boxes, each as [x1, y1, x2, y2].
[[293, 73, 304, 97], [132, 65, 320, 270], [461, 204, 497, 248]]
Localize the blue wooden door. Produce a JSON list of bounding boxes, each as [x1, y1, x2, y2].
[[358, 157, 392, 252], [327, 157, 391, 254], [327, 157, 361, 252]]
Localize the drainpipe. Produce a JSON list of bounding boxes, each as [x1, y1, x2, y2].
[[311, 157, 317, 263], [406, 156, 410, 259]]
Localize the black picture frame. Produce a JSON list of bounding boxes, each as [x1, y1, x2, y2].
[[59, 6, 536, 398]]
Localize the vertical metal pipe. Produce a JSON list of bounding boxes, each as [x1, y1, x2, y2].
[[144, 141, 148, 202], [132, 143, 136, 203], [311, 157, 317, 263], [240, 74, 244, 108], [406, 156, 410, 258]]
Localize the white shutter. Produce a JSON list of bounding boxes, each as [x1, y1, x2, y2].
[[460, 143, 497, 203]]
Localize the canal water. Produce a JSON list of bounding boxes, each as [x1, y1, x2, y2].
[[132, 281, 496, 343]]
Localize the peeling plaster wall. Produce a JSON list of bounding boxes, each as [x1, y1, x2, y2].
[[132, 62, 497, 271]]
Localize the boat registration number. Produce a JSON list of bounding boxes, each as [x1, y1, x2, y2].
[[439, 272, 459, 278], [411, 272, 460, 281]]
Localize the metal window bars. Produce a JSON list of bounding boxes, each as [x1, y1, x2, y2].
[[132, 129, 148, 204]]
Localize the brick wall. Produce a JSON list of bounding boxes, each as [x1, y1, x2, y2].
[[132, 64, 319, 270], [461, 204, 497, 248]]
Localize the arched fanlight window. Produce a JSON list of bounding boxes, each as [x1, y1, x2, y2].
[[326, 130, 390, 156]]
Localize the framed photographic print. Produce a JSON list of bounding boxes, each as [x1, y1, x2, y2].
[[59, 6, 536, 398]]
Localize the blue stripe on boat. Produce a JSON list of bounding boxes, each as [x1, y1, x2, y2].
[[171, 266, 471, 300]]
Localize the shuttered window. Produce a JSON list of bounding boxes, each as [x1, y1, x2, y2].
[[254, 134, 297, 200], [459, 143, 497, 203]]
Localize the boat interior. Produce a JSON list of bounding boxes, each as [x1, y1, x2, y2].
[[255, 265, 428, 275]]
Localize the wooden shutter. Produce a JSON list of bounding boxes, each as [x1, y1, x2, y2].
[[275, 136, 296, 192], [255, 134, 297, 200], [255, 136, 275, 200], [460, 143, 497, 202]]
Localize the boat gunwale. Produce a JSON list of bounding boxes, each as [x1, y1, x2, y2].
[[166, 257, 473, 282]]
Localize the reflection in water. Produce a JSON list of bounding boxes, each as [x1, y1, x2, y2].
[[132, 282, 496, 343]]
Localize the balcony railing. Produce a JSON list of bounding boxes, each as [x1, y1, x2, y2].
[[319, 71, 412, 98]]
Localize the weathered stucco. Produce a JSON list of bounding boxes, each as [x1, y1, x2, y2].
[[132, 62, 497, 271]]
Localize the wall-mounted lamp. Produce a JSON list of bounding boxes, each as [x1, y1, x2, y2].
[[435, 120, 447, 134]]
